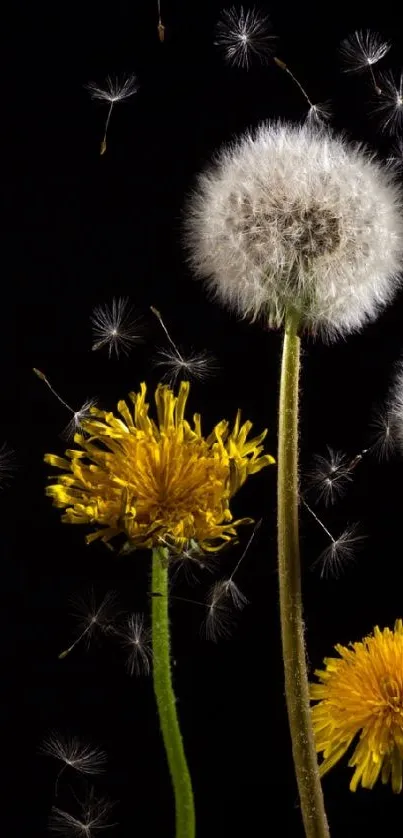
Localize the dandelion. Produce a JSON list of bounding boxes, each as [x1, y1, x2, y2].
[[33, 369, 97, 442], [90, 297, 142, 359], [118, 613, 152, 676], [85, 73, 138, 155], [58, 590, 119, 659], [214, 6, 276, 69], [340, 30, 390, 93], [185, 121, 403, 342], [374, 71, 403, 134], [41, 732, 107, 781], [49, 788, 115, 837], [311, 619, 403, 792], [44, 381, 274, 553]]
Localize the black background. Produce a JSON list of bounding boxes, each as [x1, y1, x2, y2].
[[4, 1, 403, 835]]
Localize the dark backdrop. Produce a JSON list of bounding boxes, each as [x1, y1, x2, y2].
[[4, 2, 403, 836]]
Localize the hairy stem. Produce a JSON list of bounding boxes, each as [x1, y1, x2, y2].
[[277, 309, 330, 838], [151, 546, 196, 838]]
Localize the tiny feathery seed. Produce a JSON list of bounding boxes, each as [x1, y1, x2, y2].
[[91, 297, 143, 359], [339, 30, 390, 72], [214, 6, 276, 69], [85, 74, 138, 103]]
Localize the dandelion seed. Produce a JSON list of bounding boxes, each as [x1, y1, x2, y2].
[[90, 297, 142, 359], [41, 733, 107, 794], [170, 523, 263, 641], [153, 346, 217, 385], [202, 584, 237, 642], [159, 535, 220, 586], [85, 73, 138, 155], [214, 6, 276, 69], [0, 442, 16, 486], [33, 368, 97, 442], [209, 517, 263, 609], [151, 305, 217, 385], [374, 71, 403, 134], [208, 577, 249, 610], [58, 590, 119, 659], [311, 619, 403, 791], [311, 523, 366, 579], [273, 56, 329, 124], [306, 447, 354, 505], [340, 30, 390, 93], [49, 788, 115, 837], [368, 407, 397, 461], [306, 101, 332, 126], [62, 399, 98, 442], [118, 613, 152, 676], [157, 0, 165, 41]]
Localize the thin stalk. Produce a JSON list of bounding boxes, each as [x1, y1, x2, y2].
[[151, 546, 196, 838], [277, 308, 330, 838]]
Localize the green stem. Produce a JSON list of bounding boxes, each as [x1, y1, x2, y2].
[[277, 308, 330, 838], [151, 546, 196, 838]]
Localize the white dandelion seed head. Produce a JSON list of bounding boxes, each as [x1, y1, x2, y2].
[[374, 71, 403, 135], [339, 30, 390, 72], [184, 121, 403, 342], [214, 5, 276, 69], [85, 74, 138, 103], [91, 297, 142, 359]]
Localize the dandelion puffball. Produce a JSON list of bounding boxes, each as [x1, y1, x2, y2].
[[184, 122, 403, 341]]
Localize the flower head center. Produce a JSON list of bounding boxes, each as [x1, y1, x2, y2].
[[226, 191, 341, 265], [380, 676, 403, 708]]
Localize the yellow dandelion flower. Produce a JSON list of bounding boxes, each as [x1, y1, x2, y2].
[[310, 619, 403, 793], [44, 381, 274, 553]]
